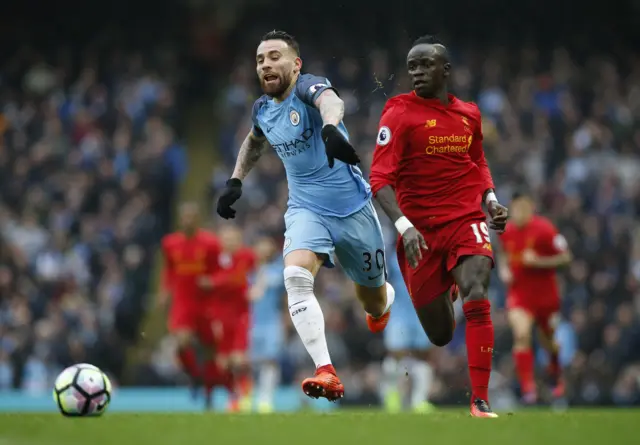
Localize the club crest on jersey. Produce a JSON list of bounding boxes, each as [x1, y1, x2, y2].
[[377, 126, 391, 146], [290, 110, 300, 126]]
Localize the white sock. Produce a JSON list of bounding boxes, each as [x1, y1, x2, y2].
[[257, 363, 279, 406], [381, 356, 400, 397], [368, 282, 396, 318], [409, 358, 434, 407], [284, 266, 331, 368]]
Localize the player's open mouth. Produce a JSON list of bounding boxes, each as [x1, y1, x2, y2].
[[413, 80, 428, 88], [263, 74, 278, 83]]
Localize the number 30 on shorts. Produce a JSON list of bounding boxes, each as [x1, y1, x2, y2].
[[471, 222, 491, 243]]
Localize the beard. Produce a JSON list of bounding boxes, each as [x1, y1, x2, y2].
[[260, 71, 293, 98]]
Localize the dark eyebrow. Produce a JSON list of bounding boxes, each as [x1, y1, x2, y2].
[[256, 49, 283, 60]]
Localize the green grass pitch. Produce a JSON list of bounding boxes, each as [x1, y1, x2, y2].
[[0, 410, 636, 445]]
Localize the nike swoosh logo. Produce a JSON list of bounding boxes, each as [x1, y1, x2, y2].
[[288, 301, 305, 309], [368, 273, 383, 280], [266, 127, 273, 133]]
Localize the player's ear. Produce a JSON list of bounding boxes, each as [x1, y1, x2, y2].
[[294, 57, 302, 74], [443, 63, 451, 78]]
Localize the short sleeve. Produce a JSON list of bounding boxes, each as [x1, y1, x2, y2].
[[369, 98, 406, 195], [251, 96, 267, 137], [537, 221, 567, 255], [294, 73, 338, 107]]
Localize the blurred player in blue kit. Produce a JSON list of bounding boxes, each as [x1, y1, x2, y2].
[[217, 30, 395, 401], [249, 236, 285, 412], [382, 240, 435, 413]]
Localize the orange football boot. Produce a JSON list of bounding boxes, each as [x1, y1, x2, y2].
[[301, 364, 344, 401], [366, 310, 391, 333], [470, 399, 498, 418]]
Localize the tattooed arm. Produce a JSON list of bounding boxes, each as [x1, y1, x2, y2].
[[314, 89, 345, 127], [231, 131, 270, 180]]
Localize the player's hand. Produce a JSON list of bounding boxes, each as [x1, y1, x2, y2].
[[156, 291, 171, 309], [498, 265, 513, 285], [487, 201, 508, 233], [197, 276, 214, 290], [402, 227, 429, 269], [321, 124, 361, 168], [521, 249, 539, 267], [216, 178, 243, 219]]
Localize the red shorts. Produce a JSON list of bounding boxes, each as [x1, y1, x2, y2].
[[398, 216, 494, 309], [168, 301, 218, 346], [212, 311, 249, 355], [507, 292, 560, 333]]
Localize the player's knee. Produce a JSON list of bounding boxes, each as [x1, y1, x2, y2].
[[284, 265, 315, 305], [459, 274, 488, 302], [174, 331, 194, 348], [427, 329, 453, 347]]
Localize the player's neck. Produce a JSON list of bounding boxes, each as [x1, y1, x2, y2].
[[183, 228, 198, 238], [273, 74, 299, 103], [418, 89, 449, 104]]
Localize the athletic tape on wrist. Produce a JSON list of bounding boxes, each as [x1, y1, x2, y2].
[[394, 216, 414, 236], [485, 191, 497, 206]]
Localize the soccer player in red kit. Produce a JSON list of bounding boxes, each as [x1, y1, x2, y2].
[[207, 224, 257, 411], [159, 202, 223, 402], [496, 190, 572, 404], [369, 35, 508, 418]]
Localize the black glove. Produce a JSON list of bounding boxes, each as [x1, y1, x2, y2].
[[216, 178, 243, 219], [321, 124, 361, 168]]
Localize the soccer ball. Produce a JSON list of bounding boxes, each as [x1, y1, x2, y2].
[[53, 363, 112, 417]]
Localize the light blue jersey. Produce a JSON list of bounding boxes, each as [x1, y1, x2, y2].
[[252, 74, 371, 217], [251, 74, 386, 288], [251, 258, 286, 362]]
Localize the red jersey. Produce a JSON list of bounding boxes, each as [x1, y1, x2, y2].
[[161, 230, 221, 302], [499, 215, 567, 302], [211, 247, 257, 315], [369, 92, 494, 227]]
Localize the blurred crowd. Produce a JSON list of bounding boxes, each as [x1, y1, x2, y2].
[[0, 43, 185, 391], [212, 31, 640, 405]]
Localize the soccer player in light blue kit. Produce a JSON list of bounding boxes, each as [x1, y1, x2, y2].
[[382, 238, 436, 413], [217, 30, 395, 401], [249, 236, 286, 412]]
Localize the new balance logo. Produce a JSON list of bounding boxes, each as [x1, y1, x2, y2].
[[425, 119, 437, 128]]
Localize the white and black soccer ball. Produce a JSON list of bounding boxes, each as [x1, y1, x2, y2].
[[53, 363, 112, 417]]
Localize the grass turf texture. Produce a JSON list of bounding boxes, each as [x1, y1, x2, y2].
[[0, 410, 636, 445]]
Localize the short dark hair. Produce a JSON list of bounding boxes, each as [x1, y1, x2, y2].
[[261, 30, 300, 56], [412, 35, 443, 48]]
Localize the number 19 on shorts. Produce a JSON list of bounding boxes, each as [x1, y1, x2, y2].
[[471, 222, 491, 244]]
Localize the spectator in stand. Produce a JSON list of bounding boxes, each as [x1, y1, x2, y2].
[[0, 43, 185, 389]]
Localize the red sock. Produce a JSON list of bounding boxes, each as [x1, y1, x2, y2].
[[238, 371, 252, 396], [204, 360, 222, 390], [513, 349, 536, 394], [223, 369, 237, 398], [463, 300, 494, 402], [177, 346, 200, 379]]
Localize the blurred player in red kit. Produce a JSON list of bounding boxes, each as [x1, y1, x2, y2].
[[207, 224, 258, 412], [369, 35, 508, 418], [159, 202, 224, 404], [496, 190, 572, 405]]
